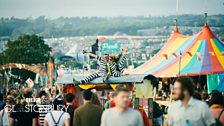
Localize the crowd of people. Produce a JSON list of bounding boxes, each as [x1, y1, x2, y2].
[[0, 76, 223, 126], [0, 85, 145, 126]]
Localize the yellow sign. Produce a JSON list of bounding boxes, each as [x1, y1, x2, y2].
[[135, 79, 153, 98]]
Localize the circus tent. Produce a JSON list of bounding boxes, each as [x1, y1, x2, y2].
[[132, 24, 224, 77]]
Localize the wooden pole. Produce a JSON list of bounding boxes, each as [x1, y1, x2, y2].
[[6, 78, 9, 93], [0, 74, 2, 93], [178, 51, 182, 77], [3, 72, 5, 94]]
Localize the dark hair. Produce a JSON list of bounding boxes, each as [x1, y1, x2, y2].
[[23, 90, 33, 98], [193, 91, 202, 100], [82, 90, 93, 101], [201, 91, 209, 100], [39, 90, 47, 98], [116, 86, 129, 94], [176, 76, 195, 96], [53, 98, 64, 110], [0, 93, 3, 101], [209, 90, 223, 106], [65, 93, 75, 103], [91, 93, 102, 107]]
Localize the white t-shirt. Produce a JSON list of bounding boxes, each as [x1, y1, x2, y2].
[[45, 111, 70, 126], [168, 97, 215, 126], [101, 108, 144, 126], [0, 109, 10, 126]]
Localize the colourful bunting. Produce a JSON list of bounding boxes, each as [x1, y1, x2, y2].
[[163, 54, 168, 60], [196, 52, 201, 61], [186, 51, 193, 57], [209, 51, 215, 56], [172, 53, 178, 58]]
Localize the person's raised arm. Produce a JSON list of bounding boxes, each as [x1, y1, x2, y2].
[[83, 50, 97, 58]]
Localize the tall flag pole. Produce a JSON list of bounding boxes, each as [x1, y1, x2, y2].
[[204, 13, 208, 26], [178, 51, 182, 77], [47, 51, 54, 87], [47, 57, 52, 87]]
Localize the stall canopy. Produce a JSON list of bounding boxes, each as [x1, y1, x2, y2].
[[56, 74, 147, 84], [0, 63, 46, 76], [132, 24, 224, 77]]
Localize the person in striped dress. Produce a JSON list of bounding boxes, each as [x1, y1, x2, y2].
[[109, 48, 128, 77], [38, 90, 52, 126], [73, 51, 110, 84]]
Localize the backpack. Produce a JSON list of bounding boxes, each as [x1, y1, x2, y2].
[[215, 109, 224, 126], [50, 111, 65, 126]]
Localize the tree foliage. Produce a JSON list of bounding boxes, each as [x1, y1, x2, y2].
[[0, 34, 51, 64], [0, 15, 223, 38]]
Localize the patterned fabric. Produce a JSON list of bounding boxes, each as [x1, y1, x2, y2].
[[110, 54, 127, 77], [80, 56, 108, 83], [81, 72, 100, 84], [96, 56, 108, 76]]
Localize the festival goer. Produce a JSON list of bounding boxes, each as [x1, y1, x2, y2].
[[109, 93, 133, 108], [109, 48, 128, 77], [0, 95, 16, 126], [73, 90, 103, 126], [65, 93, 76, 126], [73, 52, 110, 84], [104, 92, 116, 109], [153, 101, 163, 126], [168, 77, 215, 126], [91, 93, 102, 107], [38, 90, 52, 126], [10, 88, 39, 126], [101, 88, 143, 126], [209, 90, 224, 126], [201, 90, 209, 102], [0, 93, 5, 111], [44, 98, 70, 126]]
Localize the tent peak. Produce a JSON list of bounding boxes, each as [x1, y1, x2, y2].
[[173, 26, 179, 33], [198, 25, 216, 40]]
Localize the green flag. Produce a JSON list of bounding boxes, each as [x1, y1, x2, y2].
[[207, 74, 218, 93]]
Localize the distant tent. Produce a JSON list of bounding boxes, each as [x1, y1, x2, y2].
[[132, 24, 224, 77], [60, 44, 89, 63]]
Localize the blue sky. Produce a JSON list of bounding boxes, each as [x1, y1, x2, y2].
[[0, 0, 223, 18]]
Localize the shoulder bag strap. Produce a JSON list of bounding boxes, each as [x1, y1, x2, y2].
[[56, 112, 65, 125], [218, 108, 224, 120], [50, 112, 57, 125]]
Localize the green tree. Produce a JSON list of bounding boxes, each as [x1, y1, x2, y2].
[[2, 34, 51, 64]]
